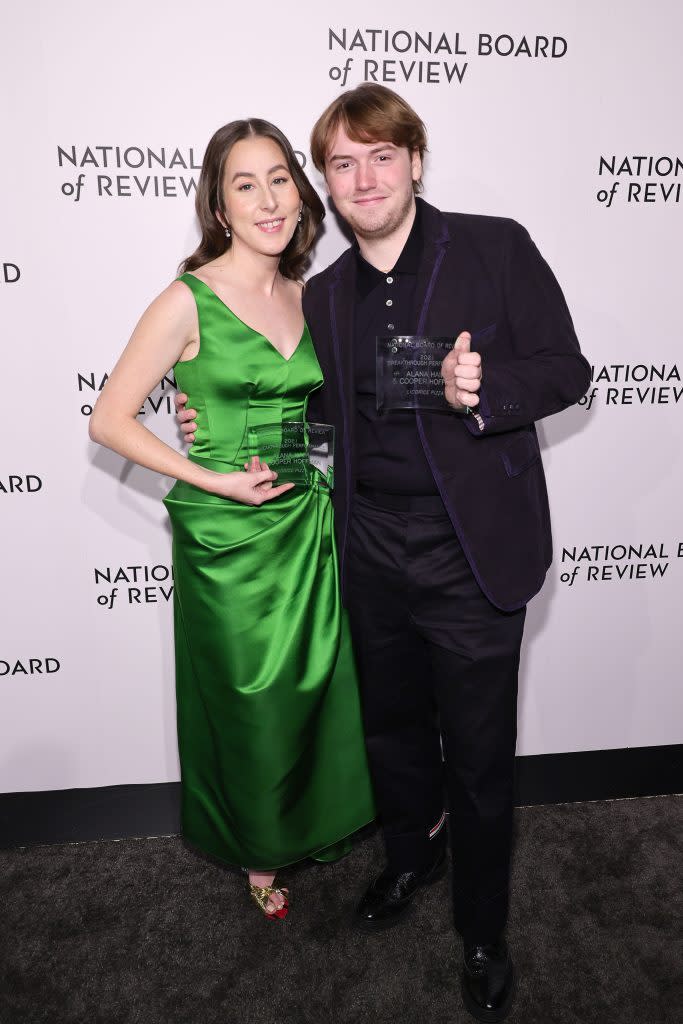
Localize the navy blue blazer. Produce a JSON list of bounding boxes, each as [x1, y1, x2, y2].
[[304, 199, 590, 611]]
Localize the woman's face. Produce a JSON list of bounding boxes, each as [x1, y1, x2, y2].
[[219, 136, 302, 258]]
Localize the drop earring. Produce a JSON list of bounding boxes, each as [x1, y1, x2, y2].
[[225, 226, 231, 238], [297, 210, 302, 223]]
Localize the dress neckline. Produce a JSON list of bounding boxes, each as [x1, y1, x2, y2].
[[183, 273, 307, 364]]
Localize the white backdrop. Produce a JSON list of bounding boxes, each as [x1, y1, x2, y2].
[[2, 0, 681, 792]]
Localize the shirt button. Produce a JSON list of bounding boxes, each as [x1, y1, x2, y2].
[[386, 299, 393, 307], [387, 323, 395, 330], [386, 276, 394, 284]]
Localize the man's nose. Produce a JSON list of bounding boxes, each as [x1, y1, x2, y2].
[[356, 162, 377, 191]]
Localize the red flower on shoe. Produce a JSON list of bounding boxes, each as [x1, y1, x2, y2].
[[266, 901, 289, 920]]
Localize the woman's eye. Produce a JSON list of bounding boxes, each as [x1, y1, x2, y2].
[[238, 183, 254, 191], [272, 176, 288, 185]]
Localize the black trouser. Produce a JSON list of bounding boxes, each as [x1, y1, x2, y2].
[[345, 491, 526, 945]]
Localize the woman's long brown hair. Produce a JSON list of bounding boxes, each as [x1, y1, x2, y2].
[[179, 119, 324, 280]]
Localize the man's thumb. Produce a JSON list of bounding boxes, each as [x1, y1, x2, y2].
[[453, 331, 471, 356]]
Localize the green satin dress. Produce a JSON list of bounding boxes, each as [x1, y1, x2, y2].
[[163, 273, 374, 869]]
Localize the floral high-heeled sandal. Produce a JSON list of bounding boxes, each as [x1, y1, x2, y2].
[[248, 881, 289, 920]]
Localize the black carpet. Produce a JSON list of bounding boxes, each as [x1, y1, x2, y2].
[[1, 796, 680, 1024]]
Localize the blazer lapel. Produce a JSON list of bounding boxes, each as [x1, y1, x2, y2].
[[412, 200, 451, 335], [327, 249, 357, 468], [410, 202, 456, 506]]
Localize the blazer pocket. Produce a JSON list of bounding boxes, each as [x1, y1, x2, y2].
[[501, 431, 541, 477]]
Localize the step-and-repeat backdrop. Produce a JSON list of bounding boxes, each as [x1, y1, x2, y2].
[[2, 0, 681, 792]]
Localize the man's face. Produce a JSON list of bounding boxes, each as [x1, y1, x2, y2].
[[324, 126, 422, 241]]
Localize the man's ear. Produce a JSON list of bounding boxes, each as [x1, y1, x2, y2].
[[411, 148, 423, 184]]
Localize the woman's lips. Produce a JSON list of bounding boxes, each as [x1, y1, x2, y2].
[[256, 218, 285, 233]]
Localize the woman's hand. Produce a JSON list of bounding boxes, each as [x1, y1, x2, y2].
[[243, 455, 270, 473], [207, 463, 294, 505]]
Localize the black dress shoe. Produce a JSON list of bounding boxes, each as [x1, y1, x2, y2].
[[461, 940, 516, 1023], [354, 852, 447, 931]]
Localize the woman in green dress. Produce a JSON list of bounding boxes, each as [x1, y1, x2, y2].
[[89, 119, 374, 919]]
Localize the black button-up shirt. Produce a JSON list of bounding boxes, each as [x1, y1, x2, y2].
[[354, 202, 438, 494]]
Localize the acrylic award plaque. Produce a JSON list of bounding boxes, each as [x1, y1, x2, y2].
[[376, 335, 455, 413], [247, 421, 334, 489], [307, 422, 335, 490]]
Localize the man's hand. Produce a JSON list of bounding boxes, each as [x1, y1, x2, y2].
[[174, 392, 197, 443], [441, 332, 482, 410]]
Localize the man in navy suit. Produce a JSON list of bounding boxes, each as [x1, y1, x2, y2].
[[180, 85, 590, 1022], [305, 84, 589, 1023]]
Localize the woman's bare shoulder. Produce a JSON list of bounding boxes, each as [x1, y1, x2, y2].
[[164, 276, 198, 305], [138, 278, 199, 336], [284, 276, 305, 301]]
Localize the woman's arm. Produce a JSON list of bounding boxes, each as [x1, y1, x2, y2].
[[89, 281, 293, 504]]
